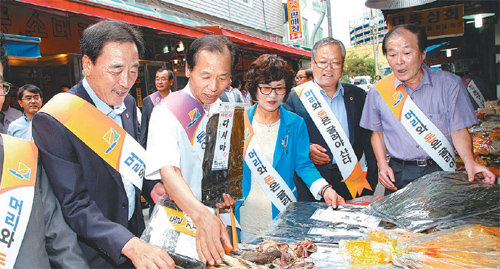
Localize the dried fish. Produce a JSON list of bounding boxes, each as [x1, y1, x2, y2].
[[208, 239, 317, 268]]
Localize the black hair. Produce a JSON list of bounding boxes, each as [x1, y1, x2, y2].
[[186, 35, 237, 71], [231, 78, 242, 88], [382, 24, 427, 55], [17, 84, 42, 100], [299, 68, 313, 79], [81, 20, 145, 63], [156, 66, 174, 80], [245, 54, 295, 101], [0, 34, 8, 76]]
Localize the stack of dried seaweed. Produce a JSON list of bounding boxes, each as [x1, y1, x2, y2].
[[202, 106, 245, 207], [366, 171, 499, 232]]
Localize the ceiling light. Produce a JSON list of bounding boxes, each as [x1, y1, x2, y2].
[[177, 41, 184, 52]]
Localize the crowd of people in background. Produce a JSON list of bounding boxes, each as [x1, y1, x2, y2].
[[0, 20, 495, 269]]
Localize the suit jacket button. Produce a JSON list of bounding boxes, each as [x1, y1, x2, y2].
[[122, 202, 127, 208]]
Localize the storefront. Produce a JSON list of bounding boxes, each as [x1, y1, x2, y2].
[[380, 0, 499, 100], [3, 0, 311, 107]]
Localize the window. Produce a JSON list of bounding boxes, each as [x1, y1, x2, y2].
[[302, 17, 309, 46], [234, 0, 252, 7]]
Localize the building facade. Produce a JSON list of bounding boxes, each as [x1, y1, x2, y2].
[[282, 0, 328, 50], [349, 9, 387, 46]]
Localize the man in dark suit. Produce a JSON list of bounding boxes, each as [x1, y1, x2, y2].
[[1, 32, 88, 269], [32, 21, 174, 268], [284, 37, 377, 202], [139, 67, 174, 148]]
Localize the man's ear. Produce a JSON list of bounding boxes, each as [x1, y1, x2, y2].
[[17, 99, 22, 107], [185, 64, 190, 78], [82, 55, 93, 77]]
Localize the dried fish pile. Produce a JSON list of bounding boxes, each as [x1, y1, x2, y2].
[[208, 239, 317, 269]]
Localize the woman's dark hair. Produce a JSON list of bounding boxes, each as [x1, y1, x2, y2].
[[186, 35, 237, 71], [81, 20, 145, 63], [245, 54, 295, 101], [382, 24, 427, 55]]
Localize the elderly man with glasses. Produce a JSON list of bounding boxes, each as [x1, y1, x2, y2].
[[284, 37, 378, 205], [7, 84, 43, 140]]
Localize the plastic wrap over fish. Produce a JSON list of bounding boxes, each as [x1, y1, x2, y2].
[[243, 202, 384, 268], [140, 196, 205, 269], [339, 225, 500, 268], [258, 202, 381, 245], [366, 171, 499, 232], [201, 104, 246, 207]]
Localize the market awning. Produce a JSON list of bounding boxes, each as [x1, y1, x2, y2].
[[426, 42, 447, 52], [200, 26, 311, 58], [14, 0, 212, 38], [2, 33, 41, 58]]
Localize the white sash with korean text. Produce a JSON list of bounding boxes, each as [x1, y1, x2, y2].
[[0, 134, 38, 268], [212, 104, 235, 170], [243, 113, 296, 213], [376, 74, 456, 171], [294, 82, 372, 198], [465, 79, 485, 108]]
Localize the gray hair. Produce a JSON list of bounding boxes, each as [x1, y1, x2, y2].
[[312, 37, 346, 59]]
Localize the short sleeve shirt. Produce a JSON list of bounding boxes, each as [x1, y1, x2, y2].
[[360, 65, 477, 160], [7, 115, 32, 140], [145, 85, 221, 200]]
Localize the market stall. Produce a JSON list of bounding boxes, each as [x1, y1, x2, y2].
[[141, 170, 499, 268]]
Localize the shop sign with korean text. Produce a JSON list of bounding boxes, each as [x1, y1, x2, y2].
[[287, 0, 303, 40], [388, 4, 464, 39]]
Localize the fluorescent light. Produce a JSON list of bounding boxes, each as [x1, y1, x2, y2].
[[474, 14, 483, 28]]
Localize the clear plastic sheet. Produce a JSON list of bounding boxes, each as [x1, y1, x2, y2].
[[245, 202, 386, 269], [366, 171, 499, 232], [202, 104, 247, 207], [392, 224, 500, 268], [140, 196, 205, 269], [340, 225, 500, 268], [257, 202, 381, 244]]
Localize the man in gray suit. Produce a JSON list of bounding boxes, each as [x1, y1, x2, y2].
[[0, 34, 88, 268]]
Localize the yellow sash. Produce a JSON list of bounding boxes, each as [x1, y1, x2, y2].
[[40, 93, 146, 189], [0, 134, 37, 267], [375, 74, 456, 170]]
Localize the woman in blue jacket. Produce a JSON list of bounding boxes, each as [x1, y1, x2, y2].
[[236, 54, 345, 239]]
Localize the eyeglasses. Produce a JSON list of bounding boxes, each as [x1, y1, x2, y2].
[[313, 58, 343, 70], [22, 94, 41, 102], [0, 81, 12, 96], [258, 86, 286, 95], [155, 77, 169, 82], [295, 76, 307, 80]]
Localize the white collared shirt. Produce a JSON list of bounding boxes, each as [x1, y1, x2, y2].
[[145, 84, 221, 200], [82, 78, 136, 220]]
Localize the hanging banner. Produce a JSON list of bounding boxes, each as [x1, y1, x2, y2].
[[388, 4, 464, 39], [287, 0, 303, 40], [211, 104, 235, 171]]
